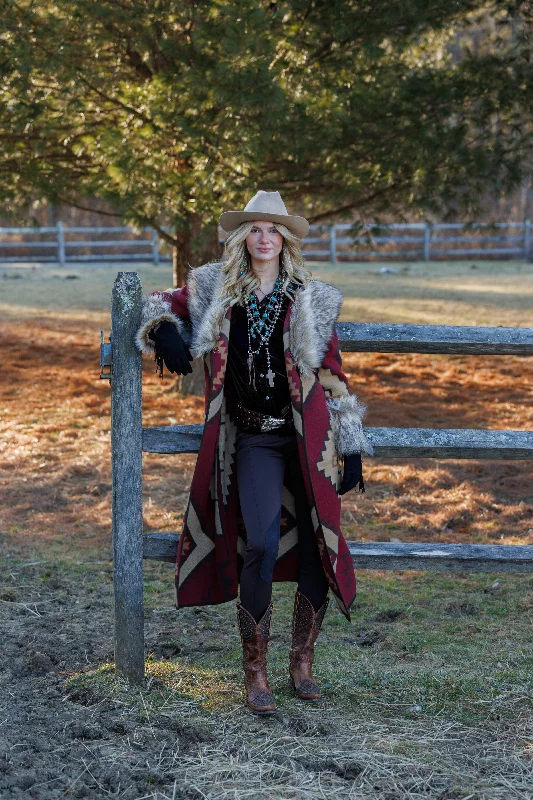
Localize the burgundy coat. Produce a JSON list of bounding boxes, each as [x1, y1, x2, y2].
[[136, 263, 372, 620]]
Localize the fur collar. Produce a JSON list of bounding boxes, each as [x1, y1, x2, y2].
[[187, 263, 342, 376]]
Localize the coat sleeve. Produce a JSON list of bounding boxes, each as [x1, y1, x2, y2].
[[135, 285, 191, 358], [318, 329, 373, 457]]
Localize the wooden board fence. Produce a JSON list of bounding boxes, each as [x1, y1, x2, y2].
[[143, 534, 533, 574], [142, 425, 533, 460], [2, 220, 532, 263], [105, 272, 533, 683]]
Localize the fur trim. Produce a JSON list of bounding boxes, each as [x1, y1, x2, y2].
[[187, 262, 226, 357], [290, 280, 343, 376], [145, 263, 344, 369], [327, 394, 374, 456], [184, 264, 343, 368], [135, 293, 185, 357]]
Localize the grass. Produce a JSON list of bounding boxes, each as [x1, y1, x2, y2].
[[57, 562, 533, 796], [2, 258, 533, 798], [2, 258, 532, 327], [135, 562, 533, 725]]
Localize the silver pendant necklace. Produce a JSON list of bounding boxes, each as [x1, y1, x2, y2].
[[244, 286, 284, 391]]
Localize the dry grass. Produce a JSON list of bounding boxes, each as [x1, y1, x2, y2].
[[1, 259, 533, 799], [62, 645, 533, 799], [2, 547, 532, 798], [1, 259, 532, 550]]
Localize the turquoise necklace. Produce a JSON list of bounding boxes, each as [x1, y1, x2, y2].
[[244, 276, 284, 390]]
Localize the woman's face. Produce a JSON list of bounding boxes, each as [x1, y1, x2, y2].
[[245, 220, 284, 264]]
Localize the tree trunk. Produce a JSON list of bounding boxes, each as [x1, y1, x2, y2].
[[171, 212, 221, 394], [180, 359, 206, 395], [172, 231, 189, 289], [172, 213, 221, 288]]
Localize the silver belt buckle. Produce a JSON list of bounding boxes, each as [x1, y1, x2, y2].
[[260, 415, 286, 432]]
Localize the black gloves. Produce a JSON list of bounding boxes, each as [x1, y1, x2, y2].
[[150, 321, 193, 376], [338, 452, 365, 496]]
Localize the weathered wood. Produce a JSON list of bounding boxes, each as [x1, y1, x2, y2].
[[144, 533, 180, 562], [143, 533, 533, 573], [336, 322, 533, 355], [142, 425, 533, 460], [142, 424, 203, 454], [111, 272, 144, 684], [368, 427, 533, 459], [347, 541, 533, 572]]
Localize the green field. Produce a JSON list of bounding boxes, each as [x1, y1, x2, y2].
[[2, 258, 532, 328]]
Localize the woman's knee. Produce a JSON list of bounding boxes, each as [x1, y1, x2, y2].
[[244, 509, 281, 583]]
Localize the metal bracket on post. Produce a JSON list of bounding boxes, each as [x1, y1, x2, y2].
[[100, 330, 112, 381], [111, 272, 144, 684]]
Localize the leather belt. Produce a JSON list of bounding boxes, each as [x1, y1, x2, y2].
[[235, 402, 293, 433]]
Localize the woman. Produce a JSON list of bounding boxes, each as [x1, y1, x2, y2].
[[136, 190, 372, 714]]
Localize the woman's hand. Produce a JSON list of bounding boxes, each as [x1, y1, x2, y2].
[[150, 321, 193, 375], [338, 452, 365, 495]]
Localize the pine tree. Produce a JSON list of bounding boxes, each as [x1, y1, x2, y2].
[[1, 0, 532, 284]]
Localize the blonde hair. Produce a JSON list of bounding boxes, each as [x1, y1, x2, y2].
[[221, 221, 311, 305]]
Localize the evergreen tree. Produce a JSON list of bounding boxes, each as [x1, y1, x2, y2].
[[1, 0, 531, 283]]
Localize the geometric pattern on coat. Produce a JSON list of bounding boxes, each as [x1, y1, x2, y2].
[[137, 263, 371, 621]]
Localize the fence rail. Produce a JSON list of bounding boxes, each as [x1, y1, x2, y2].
[[1, 220, 532, 264], [143, 534, 533, 573], [105, 272, 533, 683], [142, 425, 533, 460]]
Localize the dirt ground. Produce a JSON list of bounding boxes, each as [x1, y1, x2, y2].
[[2, 550, 532, 799], [1, 260, 532, 799]]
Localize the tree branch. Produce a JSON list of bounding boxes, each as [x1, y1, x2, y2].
[[54, 196, 124, 218]]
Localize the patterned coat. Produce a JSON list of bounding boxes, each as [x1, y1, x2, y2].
[[136, 263, 372, 620]]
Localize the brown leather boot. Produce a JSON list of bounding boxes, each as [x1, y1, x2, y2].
[[236, 602, 276, 715], [289, 591, 329, 701]]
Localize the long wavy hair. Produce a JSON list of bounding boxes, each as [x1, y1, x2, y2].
[[220, 221, 311, 306]]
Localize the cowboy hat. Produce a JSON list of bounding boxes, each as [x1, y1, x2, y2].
[[219, 190, 309, 238]]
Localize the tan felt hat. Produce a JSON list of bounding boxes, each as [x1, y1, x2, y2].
[[219, 190, 309, 238]]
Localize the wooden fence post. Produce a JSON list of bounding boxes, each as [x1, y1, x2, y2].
[[111, 272, 144, 684], [423, 222, 431, 262], [329, 224, 337, 264], [151, 229, 160, 266], [524, 219, 531, 262], [57, 221, 66, 265]]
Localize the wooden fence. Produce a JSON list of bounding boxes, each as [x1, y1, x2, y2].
[[103, 272, 533, 683], [2, 221, 532, 264]]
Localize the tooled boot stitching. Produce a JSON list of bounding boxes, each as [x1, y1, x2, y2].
[[236, 602, 276, 714], [289, 591, 329, 701]]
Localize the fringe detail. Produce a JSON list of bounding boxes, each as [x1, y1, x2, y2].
[[135, 293, 185, 357], [327, 394, 374, 456]]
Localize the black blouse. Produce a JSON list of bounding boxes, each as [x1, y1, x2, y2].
[[225, 291, 292, 417]]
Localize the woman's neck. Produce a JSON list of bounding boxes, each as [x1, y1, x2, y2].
[[251, 258, 280, 295]]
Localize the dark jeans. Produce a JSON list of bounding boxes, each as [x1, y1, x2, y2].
[[235, 426, 329, 622]]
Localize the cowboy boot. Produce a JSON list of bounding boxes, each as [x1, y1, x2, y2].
[[236, 602, 276, 715], [289, 591, 329, 701]]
